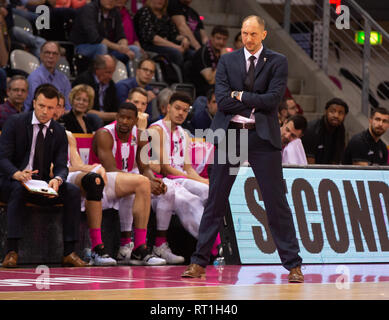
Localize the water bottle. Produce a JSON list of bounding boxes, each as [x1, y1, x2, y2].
[[83, 247, 92, 263], [213, 256, 225, 267]]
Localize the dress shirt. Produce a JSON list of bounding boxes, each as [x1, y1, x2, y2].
[[94, 75, 109, 111], [25, 111, 51, 171], [24, 65, 72, 111], [231, 46, 263, 124]]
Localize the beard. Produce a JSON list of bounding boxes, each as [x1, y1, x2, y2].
[[371, 126, 384, 138]]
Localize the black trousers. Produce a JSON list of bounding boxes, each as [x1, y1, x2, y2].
[[191, 127, 302, 270], [0, 179, 81, 243]]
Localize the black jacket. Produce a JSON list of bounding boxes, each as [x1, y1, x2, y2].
[[0, 112, 68, 183], [69, 0, 126, 45], [72, 70, 118, 113]]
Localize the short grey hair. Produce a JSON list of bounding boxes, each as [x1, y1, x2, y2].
[[157, 88, 173, 110]]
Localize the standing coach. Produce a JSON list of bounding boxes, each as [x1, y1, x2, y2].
[[182, 15, 304, 282]]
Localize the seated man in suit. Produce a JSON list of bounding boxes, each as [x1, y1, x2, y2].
[[0, 84, 87, 268], [73, 54, 119, 124]]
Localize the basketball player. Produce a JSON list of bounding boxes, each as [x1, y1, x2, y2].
[[148, 92, 222, 259], [53, 94, 117, 266], [92, 102, 177, 265]]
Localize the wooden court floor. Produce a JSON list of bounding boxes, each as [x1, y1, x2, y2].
[[0, 264, 388, 300]]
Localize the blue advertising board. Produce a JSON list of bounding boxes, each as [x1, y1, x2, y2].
[[229, 166, 389, 264]]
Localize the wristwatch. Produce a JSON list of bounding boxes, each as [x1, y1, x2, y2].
[[232, 91, 242, 100]]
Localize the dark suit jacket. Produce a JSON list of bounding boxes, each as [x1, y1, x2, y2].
[[213, 46, 288, 149], [72, 71, 119, 113], [0, 112, 69, 183]]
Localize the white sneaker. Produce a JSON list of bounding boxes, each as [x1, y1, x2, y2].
[[90, 244, 117, 266], [130, 244, 166, 266], [153, 242, 185, 264], [116, 242, 134, 265]]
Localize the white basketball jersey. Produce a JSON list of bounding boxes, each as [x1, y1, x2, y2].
[[102, 122, 138, 173], [150, 119, 187, 171]]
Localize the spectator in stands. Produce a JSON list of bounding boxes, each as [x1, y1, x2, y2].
[[21, 0, 76, 41], [191, 88, 217, 131], [0, 68, 6, 104], [69, 0, 141, 68], [52, 92, 117, 266], [155, 87, 173, 121], [278, 96, 299, 126], [0, 75, 28, 129], [234, 31, 243, 50], [55, 0, 87, 9], [126, 87, 149, 130], [73, 54, 119, 123], [167, 0, 208, 52], [0, 83, 87, 268], [278, 100, 288, 126], [24, 41, 72, 111], [0, 3, 10, 68], [343, 107, 389, 166], [281, 114, 308, 165], [115, 0, 143, 56], [116, 57, 156, 106], [133, 0, 190, 67], [1, 1, 46, 59], [190, 25, 229, 97], [60, 84, 103, 133], [9, 0, 39, 25], [302, 97, 349, 164]]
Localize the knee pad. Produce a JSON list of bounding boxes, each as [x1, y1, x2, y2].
[[81, 172, 105, 201]]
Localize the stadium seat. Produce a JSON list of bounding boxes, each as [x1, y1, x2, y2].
[[12, 14, 34, 34], [10, 49, 39, 75], [56, 56, 72, 79], [112, 60, 128, 83], [170, 83, 196, 101], [149, 81, 168, 93]]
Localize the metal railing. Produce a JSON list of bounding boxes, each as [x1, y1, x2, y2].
[[264, 0, 389, 116]]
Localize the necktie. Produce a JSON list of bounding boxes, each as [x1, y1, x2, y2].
[[244, 55, 257, 92], [239, 56, 257, 118], [33, 124, 45, 179]]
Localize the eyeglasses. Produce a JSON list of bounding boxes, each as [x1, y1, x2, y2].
[[139, 67, 155, 75]]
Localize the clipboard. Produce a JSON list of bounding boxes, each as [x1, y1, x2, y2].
[[22, 179, 59, 197]]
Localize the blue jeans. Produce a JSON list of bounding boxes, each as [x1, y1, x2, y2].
[[143, 44, 184, 66], [76, 44, 142, 74], [76, 44, 141, 60], [11, 26, 46, 58]]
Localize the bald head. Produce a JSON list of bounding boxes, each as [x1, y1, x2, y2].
[[242, 15, 266, 29], [241, 15, 267, 54], [94, 54, 116, 84]]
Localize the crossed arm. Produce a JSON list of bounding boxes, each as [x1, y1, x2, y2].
[[215, 54, 288, 115]]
